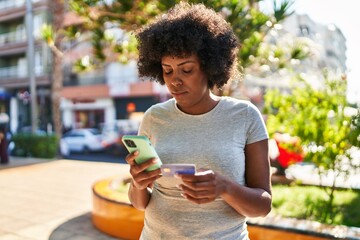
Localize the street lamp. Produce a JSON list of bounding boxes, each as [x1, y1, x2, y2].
[[26, 0, 38, 133]]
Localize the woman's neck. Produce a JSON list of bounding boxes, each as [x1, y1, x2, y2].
[[177, 92, 221, 115]]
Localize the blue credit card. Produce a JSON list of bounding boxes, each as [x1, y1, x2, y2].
[[161, 164, 196, 177]]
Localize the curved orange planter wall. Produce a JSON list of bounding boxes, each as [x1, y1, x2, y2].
[[92, 178, 144, 240], [92, 178, 333, 240], [248, 225, 329, 240]]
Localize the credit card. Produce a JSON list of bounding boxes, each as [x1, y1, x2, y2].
[[161, 164, 196, 177]]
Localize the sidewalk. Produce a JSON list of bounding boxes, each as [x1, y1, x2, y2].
[[0, 157, 130, 240]]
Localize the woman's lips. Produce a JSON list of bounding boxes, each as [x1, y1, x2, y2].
[[172, 91, 187, 97]]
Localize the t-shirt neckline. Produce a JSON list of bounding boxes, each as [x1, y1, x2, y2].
[[172, 97, 225, 118]]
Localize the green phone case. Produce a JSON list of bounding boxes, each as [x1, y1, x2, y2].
[[121, 135, 162, 171]]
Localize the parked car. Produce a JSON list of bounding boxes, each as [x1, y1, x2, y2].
[[62, 128, 104, 153], [17, 126, 47, 135], [59, 138, 70, 157], [101, 119, 140, 155]]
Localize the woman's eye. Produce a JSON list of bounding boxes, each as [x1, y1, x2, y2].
[[183, 69, 192, 74], [163, 70, 172, 75]]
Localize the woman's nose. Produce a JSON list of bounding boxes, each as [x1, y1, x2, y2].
[[171, 76, 183, 87]]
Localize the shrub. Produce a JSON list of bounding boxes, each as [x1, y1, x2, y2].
[[272, 184, 360, 227], [11, 133, 58, 159]]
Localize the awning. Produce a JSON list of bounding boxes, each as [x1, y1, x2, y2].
[[61, 84, 110, 100], [0, 92, 12, 100]]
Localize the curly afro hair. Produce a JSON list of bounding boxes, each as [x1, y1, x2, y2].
[[136, 2, 239, 89]]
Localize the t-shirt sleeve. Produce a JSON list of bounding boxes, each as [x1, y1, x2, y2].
[[246, 103, 269, 144], [138, 107, 152, 139]]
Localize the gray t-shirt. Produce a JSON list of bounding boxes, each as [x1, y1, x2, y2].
[[138, 97, 268, 240]]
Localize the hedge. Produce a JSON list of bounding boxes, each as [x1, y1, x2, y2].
[[11, 133, 58, 159]]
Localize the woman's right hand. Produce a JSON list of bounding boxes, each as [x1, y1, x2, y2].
[[125, 151, 162, 190]]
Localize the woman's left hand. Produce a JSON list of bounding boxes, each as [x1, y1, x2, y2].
[[177, 170, 227, 204]]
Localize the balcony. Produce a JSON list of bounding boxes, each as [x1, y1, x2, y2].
[[0, 29, 26, 45], [0, 28, 34, 56], [0, 65, 47, 79], [0, 0, 48, 22], [0, 65, 26, 79], [0, 64, 50, 88], [0, 0, 25, 10]]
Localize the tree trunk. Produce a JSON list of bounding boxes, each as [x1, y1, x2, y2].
[[52, 55, 63, 139], [51, 0, 64, 141]]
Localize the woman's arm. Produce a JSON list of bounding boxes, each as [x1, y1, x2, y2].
[[128, 182, 152, 211], [178, 139, 272, 217], [221, 139, 272, 217]]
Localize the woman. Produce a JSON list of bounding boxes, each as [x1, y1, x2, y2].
[[125, 2, 271, 239]]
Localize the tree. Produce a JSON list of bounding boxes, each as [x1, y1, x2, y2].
[[264, 71, 360, 224], [75, 0, 298, 93], [41, 0, 165, 137], [44, 0, 296, 79], [41, 25, 62, 140]]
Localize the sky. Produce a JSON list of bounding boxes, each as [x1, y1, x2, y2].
[[260, 0, 360, 104]]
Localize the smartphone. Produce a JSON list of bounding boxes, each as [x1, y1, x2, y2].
[[161, 164, 196, 177], [121, 135, 162, 171]]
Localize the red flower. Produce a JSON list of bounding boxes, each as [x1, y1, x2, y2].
[[273, 133, 304, 168]]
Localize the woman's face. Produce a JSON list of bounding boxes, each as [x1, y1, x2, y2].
[[161, 54, 213, 115]]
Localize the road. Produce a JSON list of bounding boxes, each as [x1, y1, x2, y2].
[[64, 151, 127, 164]]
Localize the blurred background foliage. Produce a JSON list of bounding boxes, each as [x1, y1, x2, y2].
[[272, 185, 360, 226], [265, 71, 360, 224], [44, 0, 299, 75]]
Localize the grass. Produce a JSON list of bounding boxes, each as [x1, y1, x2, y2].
[[272, 184, 360, 227]]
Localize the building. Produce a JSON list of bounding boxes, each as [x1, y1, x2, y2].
[[60, 58, 169, 130], [0, 1, 170, 134], [0, 0, 53, 133], [241, 13, 347, 108], [282, 14, 346, 73], [59, 12, 170, 131]]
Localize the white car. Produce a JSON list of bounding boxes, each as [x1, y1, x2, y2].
[[101, 119, 140, 155], [62, 128, 104, 153]]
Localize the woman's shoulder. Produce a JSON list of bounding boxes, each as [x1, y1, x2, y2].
[[145, 98, 175, 115], [219, 97, 263, 118], [221, 96, 255, 109]]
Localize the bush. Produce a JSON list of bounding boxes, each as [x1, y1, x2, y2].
[[11, 133, 58, 159], [264, 74, 360, 223], [272, 184, 360, 227]]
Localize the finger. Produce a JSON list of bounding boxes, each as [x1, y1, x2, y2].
[[181, 193, 213, 204], [136, 158, 161, 172], [180, 184, 216, 198], [181, 180, 215, 191], [182, 188, 209, 199], [180, 170, 215, 182], [196, 169, 214, 176], [134, 174, 161, 189], [131, 164, 161, 178], [132, 167, 162, 181], [125, 151, 139, 165], [133, 172, 162, 189]]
